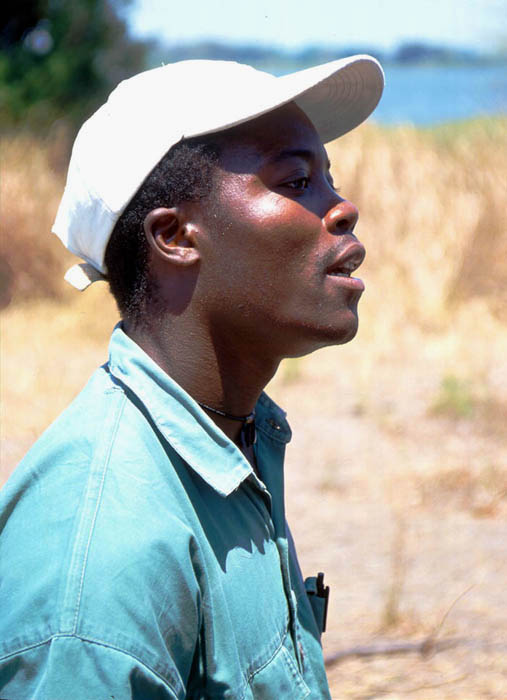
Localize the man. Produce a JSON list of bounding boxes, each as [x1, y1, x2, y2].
[[0, 57, 383, 698]]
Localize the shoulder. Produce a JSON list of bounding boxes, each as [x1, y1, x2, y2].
[[0, 367, 203, 679], [3, 361, 176, 506], [9, 365, 126, 477]]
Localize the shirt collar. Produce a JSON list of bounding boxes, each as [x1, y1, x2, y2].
[[107, 324, 291, 497]]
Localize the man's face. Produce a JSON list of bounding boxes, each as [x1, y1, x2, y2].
[[191, 102, 365, 359]]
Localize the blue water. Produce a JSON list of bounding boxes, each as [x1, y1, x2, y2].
[[371, 64, 507, 126], [265, 62, 507, 126]]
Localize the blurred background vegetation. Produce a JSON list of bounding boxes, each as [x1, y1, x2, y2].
[[1, 0, 148, 129], [1, 1, 507, 697]]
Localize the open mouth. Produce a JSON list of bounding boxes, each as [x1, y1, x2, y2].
[[326, 244, 366, 290], [327, 261, 359, 278], [326, 242, 365, 276]]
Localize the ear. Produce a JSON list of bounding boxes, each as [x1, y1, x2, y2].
[[143, 207, 200, 267]]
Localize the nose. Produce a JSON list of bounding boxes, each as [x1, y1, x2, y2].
[[324, 198, 359, 236]]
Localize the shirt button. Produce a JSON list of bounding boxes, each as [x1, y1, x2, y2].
[[268, 419, 281, 430]]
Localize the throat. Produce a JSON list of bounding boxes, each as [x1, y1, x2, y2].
[[197, 402, 257, 448]]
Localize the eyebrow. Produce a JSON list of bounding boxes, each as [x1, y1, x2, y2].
[[269, 148, 331, 171]]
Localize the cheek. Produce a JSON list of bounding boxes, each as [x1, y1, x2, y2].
[[224, 198, 322, 272], [200, 186, 326, 310]]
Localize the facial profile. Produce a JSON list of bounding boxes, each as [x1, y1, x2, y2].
[[145, 102, 365, 360]]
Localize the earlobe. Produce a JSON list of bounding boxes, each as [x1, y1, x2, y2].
[[144, 208, 200, 266]]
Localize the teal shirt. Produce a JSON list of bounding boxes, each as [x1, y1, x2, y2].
[[0, 325, 331, 699]]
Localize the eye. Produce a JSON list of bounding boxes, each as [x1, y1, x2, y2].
[[285, 177, 309, 191]]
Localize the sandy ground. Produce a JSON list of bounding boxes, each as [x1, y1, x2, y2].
[[269, 352, 507, 699]]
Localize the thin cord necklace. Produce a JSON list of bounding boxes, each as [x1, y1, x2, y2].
[[198, 402, 256, 448]]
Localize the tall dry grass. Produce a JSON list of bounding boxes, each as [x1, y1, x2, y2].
[[0, 128, 75, 307], [2, 119, 506, 317], [2, 118, 506, 315], [328, 118, 507, 328]]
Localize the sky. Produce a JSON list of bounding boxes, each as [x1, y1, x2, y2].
[[127, 0, 506, 52]]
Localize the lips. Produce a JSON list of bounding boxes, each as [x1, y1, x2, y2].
[[326, 241, 366, 278]]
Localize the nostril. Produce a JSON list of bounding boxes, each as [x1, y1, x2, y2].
[[326, 200, 359, 236], [335, 217, 354, 235]]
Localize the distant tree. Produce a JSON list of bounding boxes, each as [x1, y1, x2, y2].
[[393, 41, 479, 65], [0, 0, 150, 129]]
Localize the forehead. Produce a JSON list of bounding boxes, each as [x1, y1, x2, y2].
[[214, 102, 329, 173]]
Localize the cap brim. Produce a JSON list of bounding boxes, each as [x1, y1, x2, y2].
[[290, 55, 384, 142], [186, 54, 384, 144]]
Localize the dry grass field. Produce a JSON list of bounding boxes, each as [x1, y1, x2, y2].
[[1, 119, 507, 698]]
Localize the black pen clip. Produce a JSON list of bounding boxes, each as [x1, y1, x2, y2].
[[316, 572, 330, 633]]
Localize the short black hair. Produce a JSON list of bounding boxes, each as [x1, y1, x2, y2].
[[104, 137, 220, 323]]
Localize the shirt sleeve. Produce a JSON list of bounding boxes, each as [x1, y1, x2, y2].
[[0, 449, 204, 699], [0, 635, 180, 700]]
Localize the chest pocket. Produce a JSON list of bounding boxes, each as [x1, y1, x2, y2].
[[244, 633, 310, 700]]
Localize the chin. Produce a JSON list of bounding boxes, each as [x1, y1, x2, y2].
[[321, 318, 359, 345], [284, 314, 360, 358], [320, 305, 360, 343]]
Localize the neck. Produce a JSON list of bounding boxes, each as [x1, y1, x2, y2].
[[125, 315, 280, 443]]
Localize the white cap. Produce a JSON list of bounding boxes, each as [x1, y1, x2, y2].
[[53, 56, 384, 290]]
